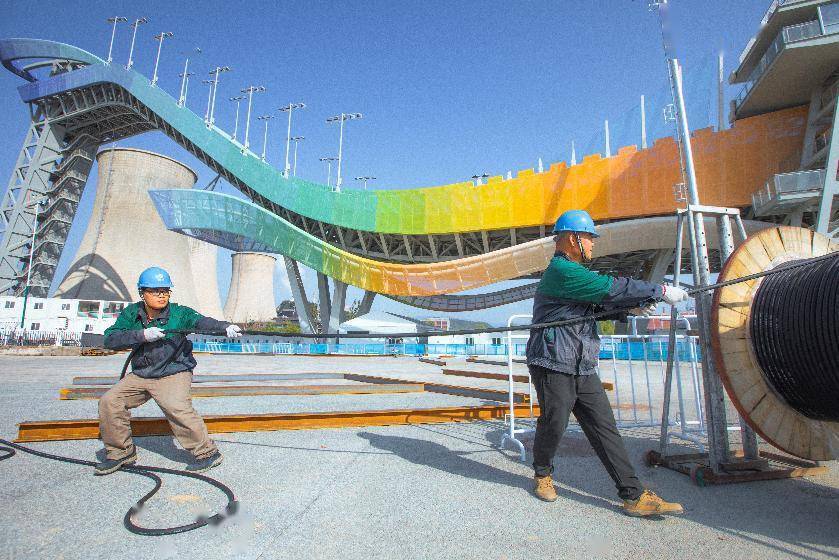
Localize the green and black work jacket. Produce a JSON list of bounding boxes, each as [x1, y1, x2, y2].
[[526, 252, 663, 375], [104, 302, 229, 379]]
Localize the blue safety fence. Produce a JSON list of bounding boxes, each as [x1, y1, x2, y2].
[[599, 337, 702, 362], [192, 342, 527, 356], [192, 336, 701, 362]]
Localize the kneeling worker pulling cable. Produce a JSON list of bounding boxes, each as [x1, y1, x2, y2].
[[527, 210, 687, 517], [94, 267, 242, 476]]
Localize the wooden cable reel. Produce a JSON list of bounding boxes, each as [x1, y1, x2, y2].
[[711, 226, 839, 461]]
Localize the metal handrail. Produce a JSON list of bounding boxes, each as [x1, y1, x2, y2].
[[751, 169, 826, 211], [734, 19, 822, 110]]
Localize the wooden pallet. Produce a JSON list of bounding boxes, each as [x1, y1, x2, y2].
[[645, 449, 828, 486]]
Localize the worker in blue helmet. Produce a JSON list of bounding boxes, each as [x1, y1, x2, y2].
[[94, 266, 242, 476], [526, 210, 689, 516]]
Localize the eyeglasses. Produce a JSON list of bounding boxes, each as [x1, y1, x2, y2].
[[143, 288, 171, 296]]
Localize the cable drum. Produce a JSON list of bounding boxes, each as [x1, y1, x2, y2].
[[710, 226, 839, 461], [750, 255, 839, 421]]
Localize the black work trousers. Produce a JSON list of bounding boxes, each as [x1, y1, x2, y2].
[[530, 365, 643, 500]]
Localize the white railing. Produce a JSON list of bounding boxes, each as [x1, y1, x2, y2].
[[498, 312, 711, 462], [735, 19, 823, 110], [500, 314, 534, 462], [0, 329, 82, 347], [752, 168, 826, 212]]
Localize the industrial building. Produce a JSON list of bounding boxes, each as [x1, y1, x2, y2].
[[0, 294, 126, 334]]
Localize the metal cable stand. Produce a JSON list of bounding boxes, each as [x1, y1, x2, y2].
[[647, 226, 838, 485]]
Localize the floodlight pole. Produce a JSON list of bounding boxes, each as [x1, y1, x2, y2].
[[178, 48, 201, 107], [279, 102, 306, 178], [151, 31, 174, 86], [126, 17, 148, 69], [105, 16, 127, 63]]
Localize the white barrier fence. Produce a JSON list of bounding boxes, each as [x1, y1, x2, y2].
[[0, 329, 82, 347], [502, 321, 713, 461]]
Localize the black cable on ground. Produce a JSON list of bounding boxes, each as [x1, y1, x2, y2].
[[0, 438, 239, 536], [750, 255, 839, 421]]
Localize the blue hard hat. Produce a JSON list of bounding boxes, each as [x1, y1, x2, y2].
[[552, 210, 599, 237], [137, 267, 173, 289]]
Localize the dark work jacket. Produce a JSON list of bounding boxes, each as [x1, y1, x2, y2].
[[104, 302, 230, 379], [526, 253, 663, 375]]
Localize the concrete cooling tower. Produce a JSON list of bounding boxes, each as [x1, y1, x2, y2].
[[54, 147, 224, 318], [224, 252, 277, 323]]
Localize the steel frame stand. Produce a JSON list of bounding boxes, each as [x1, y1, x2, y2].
[[646, 57, 826, 485], [651, 206, 828, 485]]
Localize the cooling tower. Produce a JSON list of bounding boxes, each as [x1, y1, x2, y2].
[[224, 252, 277, 323], [54, 147, 223, 318], [187, 237, 225, 319]]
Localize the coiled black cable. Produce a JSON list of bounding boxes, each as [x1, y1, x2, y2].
[[0, 438, 239, 536], [750, 255, 839, 420]]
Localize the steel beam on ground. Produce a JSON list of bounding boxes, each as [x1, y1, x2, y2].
[[466, 357, 526, 366], [60, 383, 424, 400], [15, 403, 541, 443], [72, 372, 345, 385], [442, 368, 614, 390], [343, 373, 531, 403]]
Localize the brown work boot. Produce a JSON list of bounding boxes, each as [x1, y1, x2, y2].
[[622, 490, 683, 517], [533, 475, 558, 502]]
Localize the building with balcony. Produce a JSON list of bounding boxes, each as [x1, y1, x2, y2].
[[731, 0, 839, 236]]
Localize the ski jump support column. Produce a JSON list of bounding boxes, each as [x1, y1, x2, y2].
[[0, 110, 96, 297], [283, 256, 314, 333]]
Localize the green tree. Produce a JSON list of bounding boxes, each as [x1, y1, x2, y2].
[[597, 320, 616, 335]]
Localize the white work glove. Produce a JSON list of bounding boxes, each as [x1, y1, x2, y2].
[[143, 326, 165, 342], [226, 324, 242, 338], [630, 302, 658, 317], [661, 285, 690, 305]]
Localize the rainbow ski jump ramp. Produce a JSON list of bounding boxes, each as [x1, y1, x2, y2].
[[1, 39, 805, 308]]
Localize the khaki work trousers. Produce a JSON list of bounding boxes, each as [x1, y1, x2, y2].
[[98, 371, 218, 461]]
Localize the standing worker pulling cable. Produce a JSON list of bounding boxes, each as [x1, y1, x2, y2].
[[527, 210, 687, 516], [94, 267, 242, 476]]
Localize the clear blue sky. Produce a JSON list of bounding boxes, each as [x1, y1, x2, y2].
[[0, 1, 768, 324]]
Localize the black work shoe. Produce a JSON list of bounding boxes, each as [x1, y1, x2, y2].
[[94, 451, 137, 476], [185, 451, 223, 473]]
